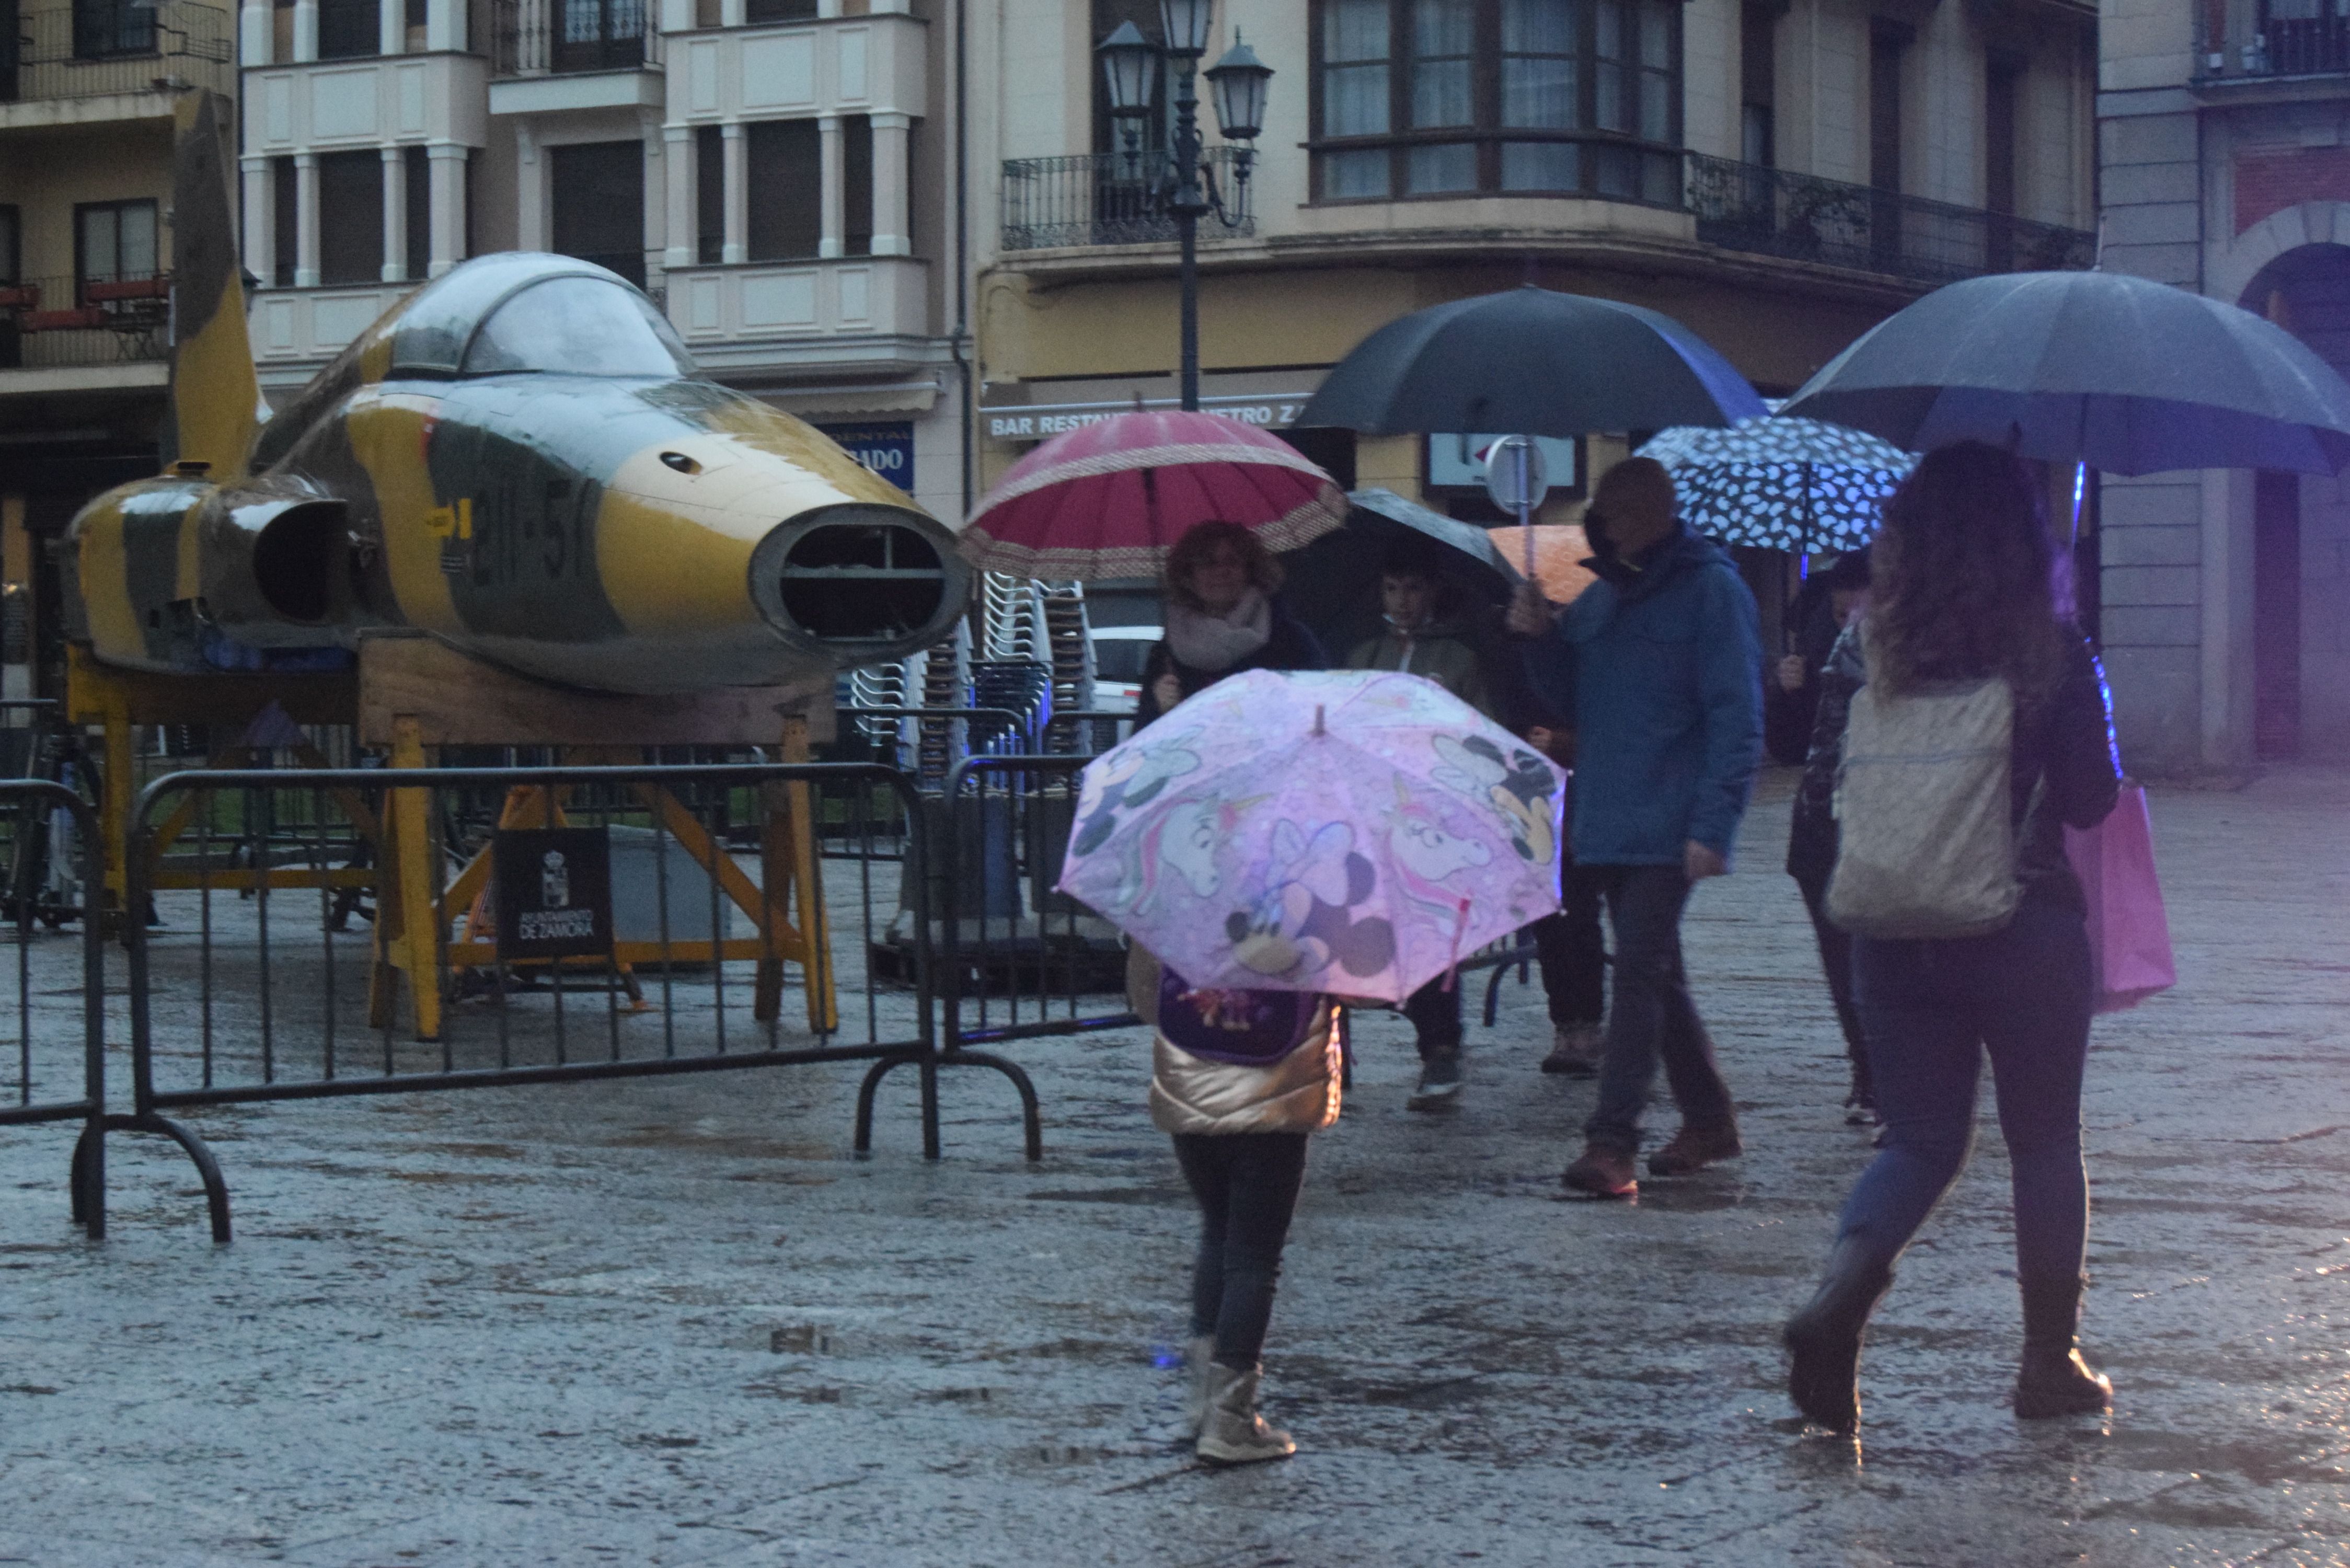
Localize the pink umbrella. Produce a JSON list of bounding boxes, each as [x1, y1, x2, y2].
[[960, 410, 1347, 579]]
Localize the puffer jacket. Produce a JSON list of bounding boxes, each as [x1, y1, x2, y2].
[[1128, 947, 1342, 1135]]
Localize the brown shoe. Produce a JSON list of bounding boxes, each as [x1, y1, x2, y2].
[[1648, 1123, 1742, 1177], [1561, 1143, 1638, 1199]]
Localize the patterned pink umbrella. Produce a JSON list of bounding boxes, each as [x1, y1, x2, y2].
[[959, 410, 1347, 579]]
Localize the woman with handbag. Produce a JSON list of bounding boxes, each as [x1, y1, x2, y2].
[[1783, 441, 2123, 1434]]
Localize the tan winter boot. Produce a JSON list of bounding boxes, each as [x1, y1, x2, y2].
[[1195, 1362, 1297, 1466]]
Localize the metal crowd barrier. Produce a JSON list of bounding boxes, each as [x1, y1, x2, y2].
[[0, 780, 110, 1238], [918, 754, 1136, 1161], [117, 760, 994, 1241]]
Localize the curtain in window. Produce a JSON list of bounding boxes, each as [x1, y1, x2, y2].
[[1322, 0, 1392, 198]]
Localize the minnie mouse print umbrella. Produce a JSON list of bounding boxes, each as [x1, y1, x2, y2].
[[959, 410, 1347, 580], [1055, 668, 1563, 1004]]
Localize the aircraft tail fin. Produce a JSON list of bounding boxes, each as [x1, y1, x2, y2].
[[165, 90, 262, 481]]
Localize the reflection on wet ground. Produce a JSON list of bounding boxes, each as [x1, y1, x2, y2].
[[0, 768, 2345, 1563]]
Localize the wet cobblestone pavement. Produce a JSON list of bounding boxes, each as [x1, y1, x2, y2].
[[1, 767, 2345, 1565]]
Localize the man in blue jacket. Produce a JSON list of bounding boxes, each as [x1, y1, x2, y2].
[[1507, 457, 1762, 1199]]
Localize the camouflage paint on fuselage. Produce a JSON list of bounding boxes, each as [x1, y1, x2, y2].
[[68, 251, 969, 696]]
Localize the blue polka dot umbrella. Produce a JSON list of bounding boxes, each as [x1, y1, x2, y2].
[[1637, 414, 1915, 554]]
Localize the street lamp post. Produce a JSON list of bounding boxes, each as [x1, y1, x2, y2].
[[1096, 8, 1272, 413]]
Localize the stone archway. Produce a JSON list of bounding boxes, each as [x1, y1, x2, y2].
[[2232, 239, 2350, 761]]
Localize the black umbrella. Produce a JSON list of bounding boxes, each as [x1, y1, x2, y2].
[[1281, 488, 1525, 660], [1780, 270, 2350, 476], [1295, 285, 1768, 438]]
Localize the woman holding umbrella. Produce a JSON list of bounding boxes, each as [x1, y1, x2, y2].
[[1137, 521, 1326, 725]]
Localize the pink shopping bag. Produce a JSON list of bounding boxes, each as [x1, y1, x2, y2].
[[2064, 786, 2177, 1014]]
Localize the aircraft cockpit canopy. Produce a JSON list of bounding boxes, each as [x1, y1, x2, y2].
[[460, 276, 695, 378]]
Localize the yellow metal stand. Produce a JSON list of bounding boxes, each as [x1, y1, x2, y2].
[[356, 635, 836, 1042], [64, 644, 368, 921]]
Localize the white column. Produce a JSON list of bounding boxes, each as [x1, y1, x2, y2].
[[425, 0, 459, 50], [640, 114, 665, 284], [663, 126, 695, 268], [815, 0, 839, 16], [239, 0, 272, 65], [516, 122, 547, 250], [381, 147, 407, 281], [869, 111, 910, 256], [241, 156, 274, 285], [378, 0, 404, 56], [294, 153, 321, 286], [817, 113, 843, 259], [292, 0, 318, 60], [427, 143, 466, 275], [721, 121, 747, 264], [719, 0, 744, 25]]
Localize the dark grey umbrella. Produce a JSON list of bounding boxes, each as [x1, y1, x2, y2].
[[1280, 488, 1526, 660], [1296, 285, 1768, 438], [1780, 270, 2350, 476]]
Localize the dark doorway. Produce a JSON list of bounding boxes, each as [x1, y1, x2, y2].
[[1868, 19, 1908, 271], [550, 141, 644, 286], [2254, 468, 2301, 759]]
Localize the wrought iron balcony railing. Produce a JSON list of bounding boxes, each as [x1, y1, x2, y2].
[[2198, 15, 2350, 82], [997, 148, 2093, 286], [0, 1, 233, 103], [0, 274, 172, 370], [492, 0, 658, 76], [999, 148, 1255, 252], [1687, 154, 2094, 284]]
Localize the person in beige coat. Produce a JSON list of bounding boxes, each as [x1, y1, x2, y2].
[[1131, 947, 1340, 1466]]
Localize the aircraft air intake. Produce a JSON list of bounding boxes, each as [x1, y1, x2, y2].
[[748, 504, 970, 656]]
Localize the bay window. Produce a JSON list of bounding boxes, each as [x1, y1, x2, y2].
[[1312, 0, 1683, 204]]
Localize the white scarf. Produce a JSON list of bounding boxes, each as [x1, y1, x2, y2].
[[1164, 589, 1272, 673]]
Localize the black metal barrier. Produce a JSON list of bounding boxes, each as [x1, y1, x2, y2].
[[0, 780, 111, 1238], [895, 754, 1135, 1162], [118, 760, 996, 1241]]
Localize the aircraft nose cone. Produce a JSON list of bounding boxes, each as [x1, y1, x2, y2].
[[747, 504, 967, 653]]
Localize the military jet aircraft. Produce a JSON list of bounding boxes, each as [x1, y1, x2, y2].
[[63, 94, 968, 697]]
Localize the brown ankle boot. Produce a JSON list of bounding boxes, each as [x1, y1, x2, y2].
[[1648, 1121, 1742, 1177], [1561, 1141, 1638, 1198]]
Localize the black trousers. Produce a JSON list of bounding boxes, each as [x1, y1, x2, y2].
[[1794, 872, 1872, 1094], [1171, 1131, 1310, 1369], [1533, 859, 1606, 1025], [1584, 863, 1735, 1151]]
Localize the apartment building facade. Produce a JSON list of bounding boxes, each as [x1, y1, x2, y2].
[[0, 4, 238, 686], [2099, 0, 2350, 770], [234, 0, 964, 522], [971, 0, 2097, 604]]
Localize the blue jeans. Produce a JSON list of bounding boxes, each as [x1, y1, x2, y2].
[[1837, 897, 2095, 1280], [1172, 1131, 1309, 1369], [1584, 864, 1734, 1150]]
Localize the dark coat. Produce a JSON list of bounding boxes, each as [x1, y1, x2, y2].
[[1520, 525, 1764, 865], [1789, 624, 2123, 909], [1135, 603, 1327, 727]]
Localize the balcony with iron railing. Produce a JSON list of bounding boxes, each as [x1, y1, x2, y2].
[[998, 148, 2095, 287], [0, 274, 171, 371], [1, 0, 233, 106], [999, 147, 1255, 251], [2193, 6, 2350, 87], [1685, 155, 2096, 284], [492, 0, 658, 76]]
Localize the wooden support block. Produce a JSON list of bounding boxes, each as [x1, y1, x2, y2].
[[358, 633, 836, 748]]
